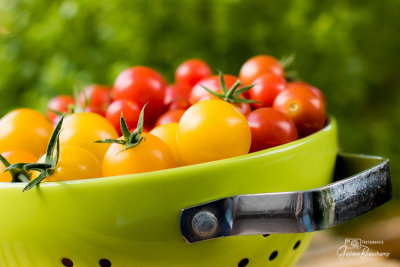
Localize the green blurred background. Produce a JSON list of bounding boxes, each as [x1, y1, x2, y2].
[[0, 0, 399, 208]]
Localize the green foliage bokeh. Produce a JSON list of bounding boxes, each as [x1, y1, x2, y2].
[[1, 0, 399, 198]]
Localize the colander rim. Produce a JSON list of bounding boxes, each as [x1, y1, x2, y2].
[[0, 117, 336, 189]]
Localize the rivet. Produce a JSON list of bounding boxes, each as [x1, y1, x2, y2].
[[191, 211, 218, 238]]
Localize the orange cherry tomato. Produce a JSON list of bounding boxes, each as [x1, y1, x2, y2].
[[0, 108, 53, 157], [34, 146, 102, 182], [0, 150, 38, 182], [102, 133, 176, 177], [198, 95, 252, 116], [150, 123, 185, 166], [59, 112, 118, 161], [177, 100, 251, 165]]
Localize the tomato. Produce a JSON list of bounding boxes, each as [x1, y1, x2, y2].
[[150, 123, 185, 166], [113, 66, 166, 125], [105, 100, 141, 135], [273, 86, 326, 137], [102, 133, 176, 177], [80, 84, 112, 114], [247, 108, 298, 152], [47, 95, 75, 122], [34, 146, 102, 182], [198, 95, 252, 116], [0, 150, 38, 182], [175, 59, 212, 88], [177, 99, 251, 164], [0, 109, 53, 157], [189, 74, 240, 105], [249, 73, 287, 108], [59, 112, 118, 160], [239, 55, 284, 85], [234, 101, 252, 116], [190, 74, 253, 116], [155, 109, 185, 127], [164, 84, 191, 111], [287, 81, 326, 104], [83, 106, 106, 116]]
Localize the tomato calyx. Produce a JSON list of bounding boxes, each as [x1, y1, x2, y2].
[[50, 87, 99, 117], [5, 115, 64, 192], [279, 53, 295, 69], [96, 104, 147, 152], [279, 53, 298, 82], [68, 87, 86, 113], [201, 72, 261, 105], [0, 155, 31, 183]]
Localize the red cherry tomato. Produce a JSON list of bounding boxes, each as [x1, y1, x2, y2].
[[287, 81, 326, 104], [247, 108, 298, 153], [175, 59, 212, 87], [47, 95, 75, 122], [273, 86, 326, 137], [105, 100, 141, 136], [164, 84, 191, 111], [80, 84, 112, 113], [239, 55, 284, 85], [235, 102, 252, 116], [249, 73, 287, 108], [155, 109, 186, 127], [113, 66, 166, 125], [189, 74, 240, 105], [83, 106, 106, 116]]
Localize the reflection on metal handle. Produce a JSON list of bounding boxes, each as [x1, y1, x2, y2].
[[180, 153, 392, 243]]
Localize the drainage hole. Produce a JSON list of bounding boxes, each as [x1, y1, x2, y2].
[[293, 240, 301, 250], [238, 258, 249, 267], [61, 258, 73, 267], [269, 250, 278, 261], [99, 258, 112, 267]]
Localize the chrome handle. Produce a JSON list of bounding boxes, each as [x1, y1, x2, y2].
[[180, 153, 392, 243]]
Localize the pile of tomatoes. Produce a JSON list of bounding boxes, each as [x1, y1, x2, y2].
[[0, 55, 326, 189]]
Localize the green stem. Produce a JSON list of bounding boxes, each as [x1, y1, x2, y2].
[[225, 80, 241, 100], [18, 173, 29, 183], [95, 103, 149, 153], [199, 71, 260, 105], [0, 154, 11, 168]]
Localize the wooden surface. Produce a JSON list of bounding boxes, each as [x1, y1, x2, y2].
[[296, 217, 400, 267], [295, 217, 400, 267]]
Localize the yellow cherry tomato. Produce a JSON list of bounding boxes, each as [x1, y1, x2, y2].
[[177, 99, 251, 164], [0, 150, 38, 182], [59, 112, 118, 161], [34, 146, 102, 182], [0, 109, 53, 157], [150, 123, 185, 166], [102, 133, 176, 177]]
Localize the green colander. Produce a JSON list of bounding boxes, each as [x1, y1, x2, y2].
[[0, 118, 391, 267]]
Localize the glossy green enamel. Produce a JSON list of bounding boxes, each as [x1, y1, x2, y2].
[[0, 119, 338, 267]]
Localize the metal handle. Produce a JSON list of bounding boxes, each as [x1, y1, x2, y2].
[[180, 153, 392, 243]]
